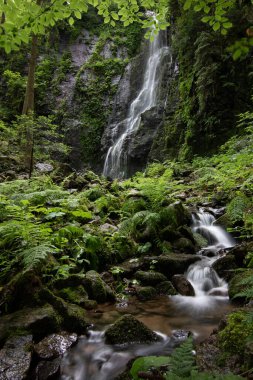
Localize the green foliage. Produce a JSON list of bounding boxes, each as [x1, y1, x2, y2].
[[168, 337, 196, 378], [130, 356, 171, 380], [218, 311, 253, 355]]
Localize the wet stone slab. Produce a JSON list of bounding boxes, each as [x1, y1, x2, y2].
[[0, 335, 33, 380], [34, 332, 78, 360]]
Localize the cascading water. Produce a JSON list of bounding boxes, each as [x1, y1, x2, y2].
[[102, 31, 169, 179], [173, 208, 236, 313]]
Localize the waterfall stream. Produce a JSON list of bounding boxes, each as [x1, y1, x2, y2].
[[59, 209, 235, 379], [173, 208, 235, 313], [102, 31, 169, 179]]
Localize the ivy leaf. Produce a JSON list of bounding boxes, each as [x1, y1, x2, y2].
[[68, 17, 74, 26], [213, 21, 220, 31], [74, 10, 81, 19], [183, 0, 192, 10], [223, 21, 233, 29]]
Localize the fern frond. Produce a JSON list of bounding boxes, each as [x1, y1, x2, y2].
[[169, 337, 196, 378], [20, 243, 55, 271]]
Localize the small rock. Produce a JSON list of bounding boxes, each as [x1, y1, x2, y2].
[[157, 281, 177, 296], [0, 335, 33, 380], [99, 223, 118, 233], [34, 332, 77, 359], [35, 163, 54, 173], [136, 286, 157, 301]]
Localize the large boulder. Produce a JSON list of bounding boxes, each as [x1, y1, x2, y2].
[[173, 237, 196, 254], [84, 270, 116, 303], [212, 255, 237, 281], [0, 335, 33, 380], [0, 304, 60, 343], [162, 201, 191, 229], [135, 271, 167, 286], [104, 314, 161, 345], [172, 275, 195, 296], [145, 254, 200, 279]]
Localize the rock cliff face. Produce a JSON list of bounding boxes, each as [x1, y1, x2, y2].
[[101, 31, 173, 178]]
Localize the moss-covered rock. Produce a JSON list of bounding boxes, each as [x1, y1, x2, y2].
[[212, 255, 237, 281], [84, 270, 116, 303], [156, 281, 177, 295], [0, 305, 61, 343], [162, 201, 191, 228], [57, 286, 88, 306], [173, 237, 196, 254], [104, 314, 161, 345], [135, 271, 167, 286], [136, 286, 157, 301], [146, 254, 200, 279]]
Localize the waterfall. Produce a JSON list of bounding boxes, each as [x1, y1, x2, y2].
[[102, 31, 169, 179], [173, 208, 236, 313]]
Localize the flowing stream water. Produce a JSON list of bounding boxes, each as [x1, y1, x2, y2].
[[102, 31, 169, 179], [60, 209, 236, 379]]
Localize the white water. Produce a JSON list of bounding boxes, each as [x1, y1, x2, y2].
[[60, 330, 171, 380], [173, 208, 236, 314], [103, 31, 169, 179]]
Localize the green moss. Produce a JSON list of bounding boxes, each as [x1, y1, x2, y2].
[[218, 311, 253, 356]]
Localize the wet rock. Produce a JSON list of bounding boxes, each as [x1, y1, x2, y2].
[[208, 288, 228, 297], [84, 270, 116, 303], [136, 286, 157, 301], [39, 289, 89, 334], [35, 357, 61, 380], [53, 274, 86, 289], [135, 271, 167, 286], [35, 163, 54, 173], [0, 335, 33, 379], [105, 314, 161, 345], [34, 332, 77, 359], [171, 275, 195, 296], [177, 226, 196, 244], [229, 243, 251, 267], [99, 223, 118, 233], [173, 237, 196, 254], [212, 255, 237, 281], [146, 254, 200, 279], [156, 281, 177, 295], [0, 305, 60, 343], [171, 330, 192, 344]]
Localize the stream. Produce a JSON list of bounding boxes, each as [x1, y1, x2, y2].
[[60, 208, 236, 379]]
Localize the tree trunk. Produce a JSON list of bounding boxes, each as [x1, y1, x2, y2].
[[22, 34, 38, 115]]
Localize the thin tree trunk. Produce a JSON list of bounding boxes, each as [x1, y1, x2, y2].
[[22, 34, 38, 115]]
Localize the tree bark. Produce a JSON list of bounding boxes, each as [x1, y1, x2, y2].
[[22, 34, 38, 115]]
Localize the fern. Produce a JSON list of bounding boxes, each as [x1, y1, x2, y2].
[[168, 337, 196, 378], [20, 243, 55, 271]]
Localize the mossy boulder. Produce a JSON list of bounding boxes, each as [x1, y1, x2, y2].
[[57, 286, 88, 306], [160, 226, 181, 242], [173, 237, 196, 254], [104, 314, 161, 345], [157, 281, 177, 295], [146, 254, 200, 279], [212, 255, 237, 281], [228, 269, 253, 303], [135, 271, 167, 286], [136, 286, 157, 301], [84, 270, 116, 303], [162, 201, 191, 229], [0, 305, 61, 343]]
